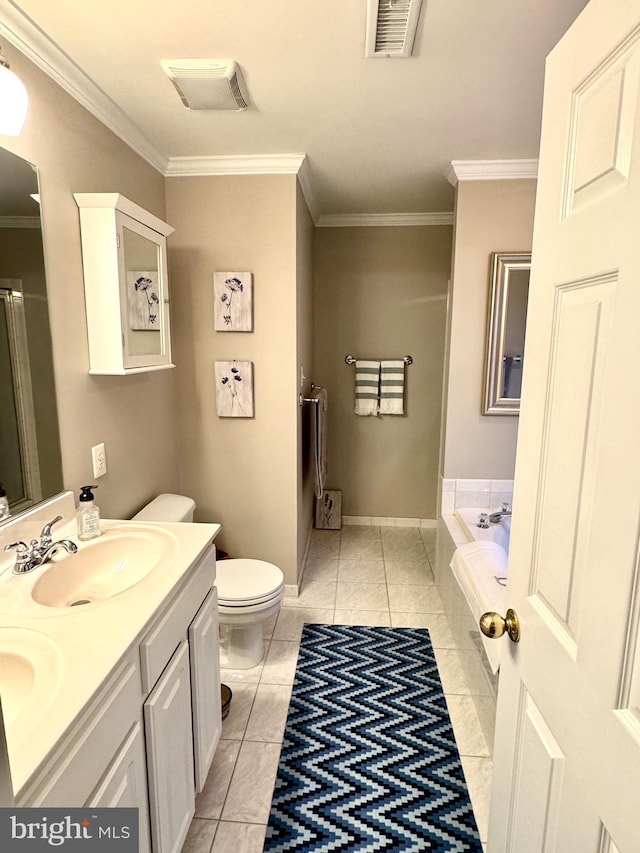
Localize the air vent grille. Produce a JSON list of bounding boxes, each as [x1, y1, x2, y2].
[[164, 62, 229, 79], [229, 73, 249, 110], [365, 0, 424, 58], [160, 58, 250, 110]]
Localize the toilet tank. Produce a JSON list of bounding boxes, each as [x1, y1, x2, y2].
[[132, 493, 196, 523]]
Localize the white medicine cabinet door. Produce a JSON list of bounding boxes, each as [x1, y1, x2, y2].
[[74, 193, 175, 375], [117, 211, 171, 372]]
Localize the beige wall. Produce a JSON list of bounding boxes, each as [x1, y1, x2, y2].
[[314, 226, 452, 519], [442, 179, 537, 480], [166, 174, 308, 585], [3, 43, 179, 519]]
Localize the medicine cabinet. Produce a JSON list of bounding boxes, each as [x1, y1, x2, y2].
[[74, 193, 175, 375]]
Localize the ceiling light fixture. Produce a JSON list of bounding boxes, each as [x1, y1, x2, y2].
[[365, 0, 424, 58], [0, 45, 28, 135]]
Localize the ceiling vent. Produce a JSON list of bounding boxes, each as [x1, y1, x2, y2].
[[161, 59, 250, 111], [365, 0, 424, 58]]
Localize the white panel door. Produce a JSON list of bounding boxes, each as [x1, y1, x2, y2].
[[144, 640, 195, 853], [189, 587, 222, 793], [488, 1, 640, 850]]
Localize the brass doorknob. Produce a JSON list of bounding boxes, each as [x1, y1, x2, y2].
[[479, 608, 520, 643]]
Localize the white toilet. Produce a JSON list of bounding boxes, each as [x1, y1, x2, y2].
[[132, 493, 284, 669]]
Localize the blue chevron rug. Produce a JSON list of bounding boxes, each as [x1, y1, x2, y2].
[[264, 624, 482, 852]]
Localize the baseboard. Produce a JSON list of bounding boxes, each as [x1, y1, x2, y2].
[[342, 516, 438, 528]]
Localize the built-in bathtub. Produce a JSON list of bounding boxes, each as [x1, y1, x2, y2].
[[454, 506, 511, 552], [436, 506, 511, 754]]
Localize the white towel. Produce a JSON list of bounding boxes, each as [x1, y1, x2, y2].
[[379, 359, 405, 414], [354, 360, 380, 416], [313, 387, 328, 499]]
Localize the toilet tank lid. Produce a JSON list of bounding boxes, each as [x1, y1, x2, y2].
[[132, 493, 195, 523]]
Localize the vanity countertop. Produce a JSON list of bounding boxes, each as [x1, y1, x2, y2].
[[0, 498, 220, 796]]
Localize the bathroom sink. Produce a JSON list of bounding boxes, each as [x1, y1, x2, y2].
[[30, 527, 179, 609], [0, 628, 63, 734]]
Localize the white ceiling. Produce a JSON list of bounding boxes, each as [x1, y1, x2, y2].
[[5, 0, 589, 218]]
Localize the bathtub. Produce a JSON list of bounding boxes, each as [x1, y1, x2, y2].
[[454, 506, 511, 553], [436, 507, 511, 753], [450, 509, 509, 675]]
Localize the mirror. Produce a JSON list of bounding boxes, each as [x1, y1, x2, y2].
[[482, 252, 531, 416], [122, 222, 163, 358], [0, 146, 63, 516]]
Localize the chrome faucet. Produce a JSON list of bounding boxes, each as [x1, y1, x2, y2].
[[4, 515, 78, 574], [488, 502, 512, 524], [39, 515, 63, 550]]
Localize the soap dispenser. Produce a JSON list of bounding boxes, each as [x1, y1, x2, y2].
[[77, 485, 101, 541]]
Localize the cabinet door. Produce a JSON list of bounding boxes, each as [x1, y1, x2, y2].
[[144, 641, 194, 853], [189, 588, 222, 792], [86, 722, 151, 853], [117, 211, 172, 371]]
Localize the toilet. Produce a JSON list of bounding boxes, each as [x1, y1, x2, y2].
[[132, 494, 284, 669]]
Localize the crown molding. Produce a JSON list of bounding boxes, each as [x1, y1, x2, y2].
[[0, 216, 41, 229], [447, 159, 539, 186], [164, 153, 307, 177], [0, 0, 168, 173], [317, 212, 454, 227], [165, 153, 321, 225], [296, 156, 320, 225]]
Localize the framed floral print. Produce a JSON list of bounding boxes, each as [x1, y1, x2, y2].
[[215, 360, 254, 417], [213, 271, 253, 331]]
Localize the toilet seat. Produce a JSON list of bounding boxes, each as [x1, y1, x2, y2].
[[216, 559, 284, 607]]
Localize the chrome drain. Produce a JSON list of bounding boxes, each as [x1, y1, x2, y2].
[[70, 598, 91, 607]]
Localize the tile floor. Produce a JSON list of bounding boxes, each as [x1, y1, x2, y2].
[[181, 524, 492, 853]]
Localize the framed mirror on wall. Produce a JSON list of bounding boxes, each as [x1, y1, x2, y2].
[[0, 146, 64, 517], [482, 252, 531, 416]]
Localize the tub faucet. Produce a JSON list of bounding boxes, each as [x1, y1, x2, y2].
[[489, 502, 512, 524]]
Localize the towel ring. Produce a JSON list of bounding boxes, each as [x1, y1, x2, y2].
[[345, 354, 413, 365]]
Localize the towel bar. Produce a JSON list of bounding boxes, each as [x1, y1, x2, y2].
[[345, 354, 413, 365], [299, 383, 323, 407]]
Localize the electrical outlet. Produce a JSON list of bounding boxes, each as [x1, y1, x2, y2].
[[91, 443, 107, 478]]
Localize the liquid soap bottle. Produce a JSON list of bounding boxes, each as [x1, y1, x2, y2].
[[77, 484, 101, 541]]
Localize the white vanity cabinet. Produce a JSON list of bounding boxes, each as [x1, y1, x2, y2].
[[17, 651, 153, 852], [140, 543, 221, 853], [74, 193, 175, 375], [16, 542, 221, 853]]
